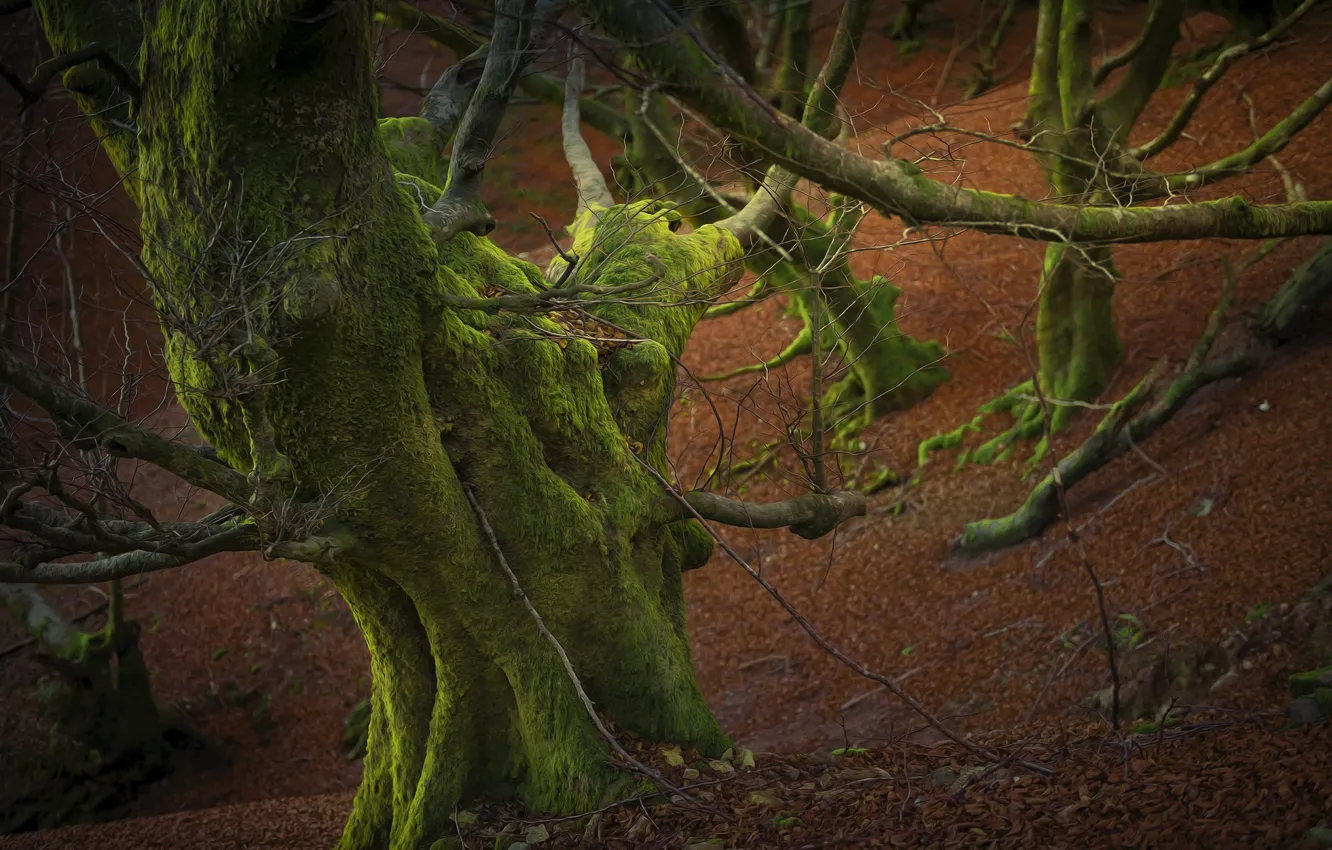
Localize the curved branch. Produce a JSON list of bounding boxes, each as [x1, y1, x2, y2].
[[425, 0, 540, 241], [11, 41, 141, 110], [1091, 0, 1183, 132], [1133, 0, 1317, 160], [957, 238, 1332, 553], [380, 1, 629, 140], [563, 57, 614, 214], [1091, 0, 1167, 87], [0, 528, 341, 585], [718, 164, 797, 249], [1162, 78, 1332, 194], [575, 0, 1332, 243], [421, 46, 488, 143], [801, 0, 869, 138], [0, 348, 253, 504], [678, 488, 865, 540]]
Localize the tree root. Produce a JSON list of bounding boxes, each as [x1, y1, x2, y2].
[[916, 380, 1052, 471], [956, 239, 1332, 554]]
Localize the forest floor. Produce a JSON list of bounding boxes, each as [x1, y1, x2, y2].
[[3, 1, 1332, 847]]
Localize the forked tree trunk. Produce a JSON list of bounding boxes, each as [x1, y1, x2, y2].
[[36, 2, 745, 846]]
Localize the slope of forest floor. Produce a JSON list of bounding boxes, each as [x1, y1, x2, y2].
[[3, 1, 1332, 847]]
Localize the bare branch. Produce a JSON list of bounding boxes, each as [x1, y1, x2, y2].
[[0, 347, 253, 504], [678, 489, 865, 540], [424, 0, 540, 241], [384, 1, 630, 140], [421, 47, 489, 143], [718, 164, 797, 249], [5, 42, 142, 112], [563, 57, 614, 214]]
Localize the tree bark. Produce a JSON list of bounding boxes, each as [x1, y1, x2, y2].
[[28, 3, 761, 844]]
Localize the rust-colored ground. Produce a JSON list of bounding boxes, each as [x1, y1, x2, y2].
[[3, 2, 1332, 846]]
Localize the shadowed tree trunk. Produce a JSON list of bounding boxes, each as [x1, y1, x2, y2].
[[16, 3, 859, 847]]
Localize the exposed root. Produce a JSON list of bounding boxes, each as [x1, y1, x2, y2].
[[955, 240, 1332, 554], [917, 380, 1053, 471]]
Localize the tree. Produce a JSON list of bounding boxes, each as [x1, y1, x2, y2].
[[915, 0, 1330, 466], [6, 1, 1332, 848]]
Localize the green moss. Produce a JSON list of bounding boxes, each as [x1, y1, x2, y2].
[[50, 3, 769, 846]]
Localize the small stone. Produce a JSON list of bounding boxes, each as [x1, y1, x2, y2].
[[626, 814, 653, 842], [930, 766, 959, 788], [582, 813, 600, 842], [1316, 687, 1332, 717], [708, 759, 735, 774], [683, 768, 700, 780], [1289, 696, 1326, 725], [524, 823, 549, 844], [748, 790, 781, 807], [739, 748, 756, 768]]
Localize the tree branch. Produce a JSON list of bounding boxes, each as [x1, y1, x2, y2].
[[380, 0, 629, 140], [8, 41, 142, 111], [1132, 0, 1317, 161], [421, 46, 489, 144], [1091, 0, 1183, 133], [0, 348, 253, 504], [575, 0, 1332, 243], [957, 238, 1332, 553], [562, 57, 614, 215], [676, 489, 865, 540], [1162, 78, 1332, 194], [1091, 0, 1166, 87], [801, 0, 869, 138], [424, 0, 539, 241]]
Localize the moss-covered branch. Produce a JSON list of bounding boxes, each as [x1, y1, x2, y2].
[[576, 0, 1332, 243], [1091, 0, 1168, 87], [1133, 0, 1318, 160], [956, 239, 1332, 553]]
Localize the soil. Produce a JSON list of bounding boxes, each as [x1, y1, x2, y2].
[[3, 1, 1332, 846]]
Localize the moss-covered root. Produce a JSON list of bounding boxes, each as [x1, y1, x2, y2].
[[952, 238, 1306, 554], [954, 373, 1156, 553], [918, 243, 1120, 472], [916, 380, 1049, 470]]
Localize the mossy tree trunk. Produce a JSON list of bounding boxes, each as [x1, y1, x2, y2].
[[30, 2, 781, 846], [1016, 0, 1180, 424]]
